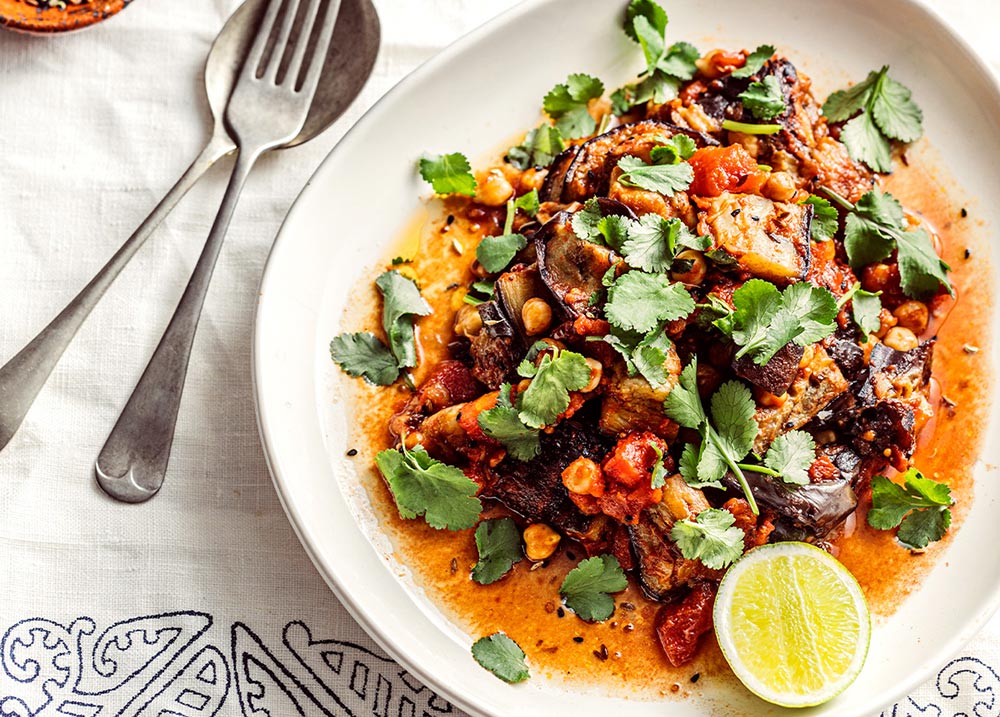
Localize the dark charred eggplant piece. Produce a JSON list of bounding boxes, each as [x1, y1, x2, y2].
[[628, 477, 720, 601], [696, 58, 796, 125], [857, 341, 934, 406], [535, 212, 614, 319], [547, 120, 719, 203], [483, 419, 612, 540], [826, 335, 867, 385], [469, 327, 518, 390], [732, 341, 804, 396], [539, 145, 580, 202], [753, 347, 847, 453], [722, 469, 857, 538], [698, 192, 812, 283]]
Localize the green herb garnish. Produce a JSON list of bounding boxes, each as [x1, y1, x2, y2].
[[762, 431, 816, 486], [670, 508, 745, 569], [471, 517, 524, 584], [478, 383, 541, 461], [731, 44, 776, 78], [508, 126, 566, 170], [605, 271, 695, 333], [739, 75, 785, 120], [560, 555, 629, 622], [801, 195, 839, 241], [376, 270, 433, 369], [616, 154, 694, 195], [516, 348, 592, 428], [329, 332, 400, 386], [471, 633, 530, 683], [419, 152, 477, 196], [543, 73, 605, 139], [867, 468, 954, 550]]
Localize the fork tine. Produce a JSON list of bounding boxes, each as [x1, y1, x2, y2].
[[281, 0, 323, 86], [263, 0, 304, 81], [295, 0, 342, 96], [243, 0, 285, 79]]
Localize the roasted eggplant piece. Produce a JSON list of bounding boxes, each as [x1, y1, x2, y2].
[[698, 192, 812, 283], [483, 419, 613, 541], [754, 346, 847, 453], [600, 350, 682, 438], [543, 120, 718, 203], [535, 212, 615, 318], [722, 468, 857, 538], [732, 341, 804, 396], [628, 476, 720, 601]]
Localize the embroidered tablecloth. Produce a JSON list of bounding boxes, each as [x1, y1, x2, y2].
[[0, 1, 997, 715]]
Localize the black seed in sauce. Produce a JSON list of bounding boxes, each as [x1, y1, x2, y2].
[[964, 248, 972, 260], [750, 215, 760, 222], [447, 214, 455, 225], [593, 644, 609, 661], [346, 448, 358, 457], [961, 207, 968, 218], [445, 282, 460, 291], [566, 551, 577, 561], [573, 636, 584, 643], [557, 607, 566, 618], [449, 558, 458, 574], [690, 673, 701, 683], [620, 602, 636, 611], [730, 208, 741, 217]]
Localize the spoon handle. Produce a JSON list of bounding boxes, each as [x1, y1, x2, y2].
[[96, 146, 262, 503], [0, 131, 234, 453]]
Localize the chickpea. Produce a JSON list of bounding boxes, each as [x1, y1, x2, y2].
[[581, 358, 603, 393], [873, 308, 896, 339], [561, 457, 603, 496], [402, 431, 424, 450], [892, 300, 929, 335], [453, 303, 483, 338], [670, 250, 707, 285], [883, 326, 919, 352], [521, 297, 553, 336], [519, 168, 546, 192], [762, 171, 798, 202], [523, 524, 561, 561], [474, 168, 514, 207]]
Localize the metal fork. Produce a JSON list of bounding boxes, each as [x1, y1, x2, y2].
[[95, 0, 341, 503]]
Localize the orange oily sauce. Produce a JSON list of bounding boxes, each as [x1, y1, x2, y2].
[[341, 146, 993, 699]]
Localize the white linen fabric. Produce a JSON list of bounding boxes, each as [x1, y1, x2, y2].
[[0, 1, 997, 715]]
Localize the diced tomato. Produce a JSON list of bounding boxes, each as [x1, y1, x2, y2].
[[655, 582, 717, 667], [722, 497, 774, 550], [457, 391, 499, 444], [688, 145, 769, 198], [604, 432, 669, 488], [808, 455, 839, 483], [573, 316, 611, 336]]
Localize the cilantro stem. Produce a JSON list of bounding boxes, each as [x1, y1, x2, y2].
[[735, 462, 781, 478], [836, 281, 861, 310], [709, 430, 759, 515], [721, 119, 782, 135], [502, 199, 516, 235], [819, 186, 855, 211]]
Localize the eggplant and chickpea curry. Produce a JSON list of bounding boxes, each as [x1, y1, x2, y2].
[[331, 0, 978, 695]]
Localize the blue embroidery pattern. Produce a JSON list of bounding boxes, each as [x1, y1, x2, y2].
[[0, 612, 992, 716]]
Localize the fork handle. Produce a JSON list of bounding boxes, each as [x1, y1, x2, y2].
[[96, 146, 262, 503], [0, 130, 235, 453]]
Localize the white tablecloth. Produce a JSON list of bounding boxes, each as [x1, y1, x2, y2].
[[0, 1, 997, 715]]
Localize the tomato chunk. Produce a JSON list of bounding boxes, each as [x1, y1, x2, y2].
[[655, 582, 717, 667], [688, 145, 768, 198]]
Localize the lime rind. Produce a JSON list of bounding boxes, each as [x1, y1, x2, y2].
[[713, 541, 871, 708]]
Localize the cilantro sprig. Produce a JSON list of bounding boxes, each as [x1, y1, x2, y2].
[[867, 468, 954, 550], [616, 154, 694, 195], [670, 508, 745, 569], [375, 442, 482, 530], [708, 279, 838, 366], [611, 0, 699, 112], [605, 271, 695, 334], [330, 270, 431, 386], [823, 187, 952, 298], [603, 324, 674, 387], [419, 152, 477, 196], [477, 198, 528, 274], [739, 75, 785, 120], [559, 555, 628, 622], [471, 517, 524, 584], [477, 383, 541, 461], [731, 44, 775, 78], [823, 66, 923, 172], [543, 73, 605, 139], [838, 281, 883, 341], [801, 195, 839, 241], [516, 348, 592, 428], [471, 633, 530, 683], [508, 126, 566, 170]]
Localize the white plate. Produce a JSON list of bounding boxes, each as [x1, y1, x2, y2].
[[253, 0, 1000, 714]]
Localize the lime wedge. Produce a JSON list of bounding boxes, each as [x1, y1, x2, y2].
[[713, 541, 871, 708]]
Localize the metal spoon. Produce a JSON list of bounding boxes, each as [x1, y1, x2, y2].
[[95, 0, 379, 503], [0, 0, 379, 453]]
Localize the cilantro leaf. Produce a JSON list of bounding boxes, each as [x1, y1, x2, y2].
[[650, 134, 697, 164], [471, 517, 524, 584], [598, 215, 630, 251], [624, 0, 668, 42], [663, 359, 706, 429], [833, 188, 952, 298], [670, 508, 745, 569], [763, 430, 816, 485], [508, 126, 566, 170], [802, 196, 839, 241], [518, 349, 591, 428], [850, 286, 882, 339], [678, 442, 701, 485], [605, 325, 673, 387], [780, 282, 839, 344], [823, 67, 923, 171], [621, 215, 694, 272], [419, 153, 476, 196], [649, 441, 669, 489], [710, 380, 757, 460], [616, 155, 694, 195], [478, 384, 540, 461], [375, 444, 482, 530], [330, 332, 400, 386], [571, 198, 605, 243], [867, 469, 954, 550], [543, 73, 605, 139], [731, 44, 775, 78], [376, 270, 432, 369], [471, 633, 530, 683], [513, 189, 540, 217], [560, 555, 628, 622], [477, 233, 527, 274], [739, 75, 786, 120], [605, 271, 695, 333]]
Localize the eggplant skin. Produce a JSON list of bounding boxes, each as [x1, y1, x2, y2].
[[483, 419, 613, 541], [534, 212, 614, 319], [543, 120, 719, 203], [732, 341, 804, 396]]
